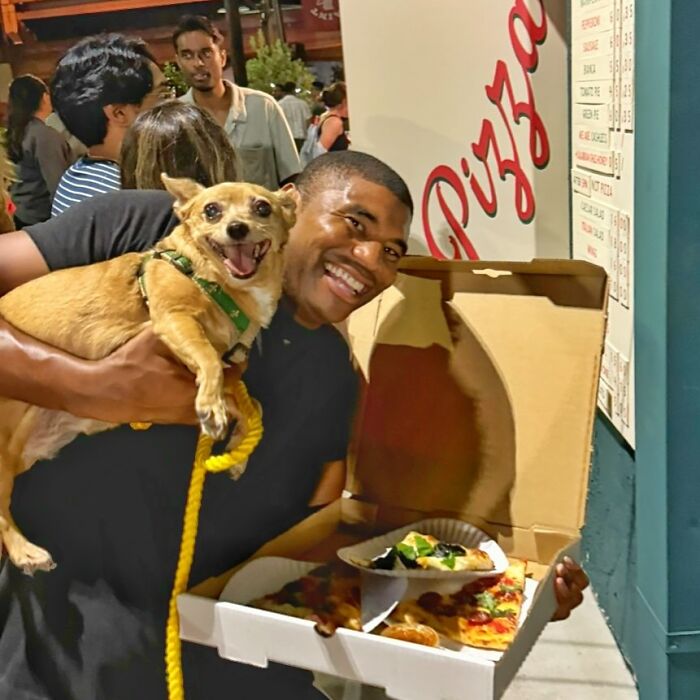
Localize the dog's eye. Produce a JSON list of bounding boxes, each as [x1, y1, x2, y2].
[[253, 199, 272, 218], [203, 202, 223, 222]]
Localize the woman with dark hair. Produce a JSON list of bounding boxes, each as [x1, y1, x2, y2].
[[318, 81, 350, 153], [7, 74, 72, 227], [120, 101, 238, 190]]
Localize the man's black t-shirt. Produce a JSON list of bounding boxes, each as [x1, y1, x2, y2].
[[0, 191, 359, 699]]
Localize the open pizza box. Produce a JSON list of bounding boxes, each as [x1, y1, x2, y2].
[[178, 257, 608, 700]]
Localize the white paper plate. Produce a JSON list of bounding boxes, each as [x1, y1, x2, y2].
[[336, 518, 508, 580], [220, 557, 320, 605], [219, 556, 406, 633]]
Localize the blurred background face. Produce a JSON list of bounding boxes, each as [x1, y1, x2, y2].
[[175, 31, 226, 92]]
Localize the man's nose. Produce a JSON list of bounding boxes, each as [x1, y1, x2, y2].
[[351, 240, 383, 271]]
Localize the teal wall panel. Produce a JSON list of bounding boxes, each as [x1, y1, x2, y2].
[[585, 1, 700, 697], [665, 0, 700, 635], [583, 415, 636, 665]]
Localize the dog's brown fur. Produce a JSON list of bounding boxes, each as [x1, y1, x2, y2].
[[0, 176, 294, 573]]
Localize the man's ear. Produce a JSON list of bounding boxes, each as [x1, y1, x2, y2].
[[275, 185, 298, 229], [103, 103, 132, 128]]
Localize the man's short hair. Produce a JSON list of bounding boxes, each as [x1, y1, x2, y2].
[[51, 34, 156, 148], [173, 15, 223, 50], [281, 82, 297, 94], [296, 151, 414, 216]]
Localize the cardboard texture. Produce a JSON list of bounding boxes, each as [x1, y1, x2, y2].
[[178, 258, 607, 699]]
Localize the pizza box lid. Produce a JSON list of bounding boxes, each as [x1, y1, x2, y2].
[[342, 257, 607, 536]]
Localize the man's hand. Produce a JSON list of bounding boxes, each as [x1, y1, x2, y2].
[[70, 329, 243, 425], [551, 556, 589, 621]]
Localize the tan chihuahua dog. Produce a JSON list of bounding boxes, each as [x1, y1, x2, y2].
[[0, 176, 294, 574]]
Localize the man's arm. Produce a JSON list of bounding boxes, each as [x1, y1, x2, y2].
[[0, 192, 239, 424], [308, 460, 346, 507], [0, 231, 50, 294], [0, 318, 208, 424]]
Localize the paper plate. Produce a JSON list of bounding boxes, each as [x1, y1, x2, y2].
[[220, 557, 320, 605], [336, 518, 508, 580], [219, 556, 406, 633]]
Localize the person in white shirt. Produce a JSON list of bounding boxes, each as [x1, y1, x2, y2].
[[174, 15, 301, 190], [278, 81, 312, 151]]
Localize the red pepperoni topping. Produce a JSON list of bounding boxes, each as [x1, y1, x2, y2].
[[417, 592, 443, 612], [467, 611, 492, 625]]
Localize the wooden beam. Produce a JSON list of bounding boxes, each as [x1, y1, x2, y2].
[[0, 0, 19, 38], [15, 0, 212, 21]]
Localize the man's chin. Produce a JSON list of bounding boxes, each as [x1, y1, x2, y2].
[[294, 296, 355, 328]]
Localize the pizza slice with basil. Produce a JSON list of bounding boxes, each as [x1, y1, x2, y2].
[[390, 559, 527, 650]]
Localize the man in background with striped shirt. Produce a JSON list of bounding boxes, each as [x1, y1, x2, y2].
[[50, 34, 167, 217]]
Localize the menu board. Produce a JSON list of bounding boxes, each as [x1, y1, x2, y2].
[[571, 0, 635, 446]]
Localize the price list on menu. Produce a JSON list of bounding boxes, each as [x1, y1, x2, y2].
[[571, 0, 635, 446]]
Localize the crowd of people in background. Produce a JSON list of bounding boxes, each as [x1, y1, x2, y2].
[[2, 13, 351, 228]]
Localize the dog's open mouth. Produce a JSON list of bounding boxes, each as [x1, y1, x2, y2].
[[209, 239, 271, 279]]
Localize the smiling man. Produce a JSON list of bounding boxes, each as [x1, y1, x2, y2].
[[174, 15, 300, 190], [0, 152, 586, 699], [0, 152, 409, 700]]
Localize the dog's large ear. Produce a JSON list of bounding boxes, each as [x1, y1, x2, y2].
[[274, 188, 298, 230], [161, 174, 205, 215]]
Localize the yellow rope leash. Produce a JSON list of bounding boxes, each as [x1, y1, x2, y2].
[[155, 381, 263, 700]]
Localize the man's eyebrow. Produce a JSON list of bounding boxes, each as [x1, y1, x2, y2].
[[343, 205, 378, 223]]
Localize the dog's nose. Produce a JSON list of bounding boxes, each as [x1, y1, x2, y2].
[[226, 222, 249, 240]]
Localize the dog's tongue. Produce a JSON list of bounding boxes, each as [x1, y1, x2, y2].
[[224, 242, 257, 277]]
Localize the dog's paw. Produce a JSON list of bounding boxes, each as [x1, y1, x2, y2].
[[8, 540, 56, 576], [228, 458, 248, 481], [196, 396, 229, 440]]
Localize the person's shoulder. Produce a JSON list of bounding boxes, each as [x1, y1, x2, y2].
[[104, 189, 175, 208], [24, 118, 50, 142], [37, 119, 67, 143], [59, 188, 174, 217], [240, 85, 280, 106]]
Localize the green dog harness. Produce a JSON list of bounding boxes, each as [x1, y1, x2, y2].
[[137, 250, 251, 336]]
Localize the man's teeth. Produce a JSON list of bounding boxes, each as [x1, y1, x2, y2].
[[324, 263, 367, 295]]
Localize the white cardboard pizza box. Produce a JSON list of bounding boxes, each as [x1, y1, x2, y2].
[[178, 257, 608, 700]]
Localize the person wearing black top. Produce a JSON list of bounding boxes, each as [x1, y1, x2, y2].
[[0, 152, 412, 700], [0, 151, 589, 699]]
